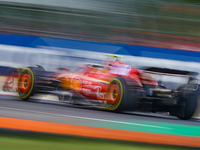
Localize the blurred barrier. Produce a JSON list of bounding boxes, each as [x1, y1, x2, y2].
[[1, 34, 200, 72], [1, 33, 200, 59]]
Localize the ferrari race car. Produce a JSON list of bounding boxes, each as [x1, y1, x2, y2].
[[3, 55, 199, 120]]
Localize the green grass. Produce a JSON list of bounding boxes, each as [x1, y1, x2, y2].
[[0, 130, 196, 150]]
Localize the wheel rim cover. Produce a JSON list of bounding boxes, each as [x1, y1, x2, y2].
[[19, 74, 31, 93], [108, 84, 120, 105]]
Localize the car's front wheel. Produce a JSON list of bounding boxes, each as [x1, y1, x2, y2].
[[18, 68, 35, 100], [18, 66, 45, 101]]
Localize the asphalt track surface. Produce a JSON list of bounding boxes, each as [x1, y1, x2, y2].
[[1, 94, 200, 148], [0, 94, 199, 127]]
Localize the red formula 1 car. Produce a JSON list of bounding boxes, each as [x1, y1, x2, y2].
[[3, 55, 199, 120]]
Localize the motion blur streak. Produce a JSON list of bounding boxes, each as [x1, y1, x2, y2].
[[0, 106, 170, 129], [0, 0, 199, 50], [0, 116, 200, 148]]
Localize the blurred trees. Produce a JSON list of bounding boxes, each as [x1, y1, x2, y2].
[[0, 0, 199, 50]]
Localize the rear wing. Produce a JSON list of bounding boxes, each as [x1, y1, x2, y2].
[[142, 67, 199, 77]]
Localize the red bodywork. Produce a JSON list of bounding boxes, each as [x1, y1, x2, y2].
[[54, 60, 156, 101]]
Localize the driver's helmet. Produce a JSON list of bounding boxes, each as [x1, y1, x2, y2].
[[89, 64, 108, 73]]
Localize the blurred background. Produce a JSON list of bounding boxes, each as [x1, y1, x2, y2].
[[0, 0, 199, 50]]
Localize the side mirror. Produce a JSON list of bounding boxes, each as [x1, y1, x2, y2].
[[57, 67, 69, 72]]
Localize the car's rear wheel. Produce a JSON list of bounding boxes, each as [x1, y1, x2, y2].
[[106, 77, 139, 112], [176, 93, 197, 120], [106, 78, 123, 111], [175, 84, 198, 120]]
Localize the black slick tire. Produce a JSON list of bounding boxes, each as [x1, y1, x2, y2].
[[106, 77, 139, 112]]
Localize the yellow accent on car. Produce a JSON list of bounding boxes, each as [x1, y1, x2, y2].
[[104, 54, 123, 58]]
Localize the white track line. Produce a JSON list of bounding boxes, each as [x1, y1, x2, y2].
[[0, 106, 170, 129]]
